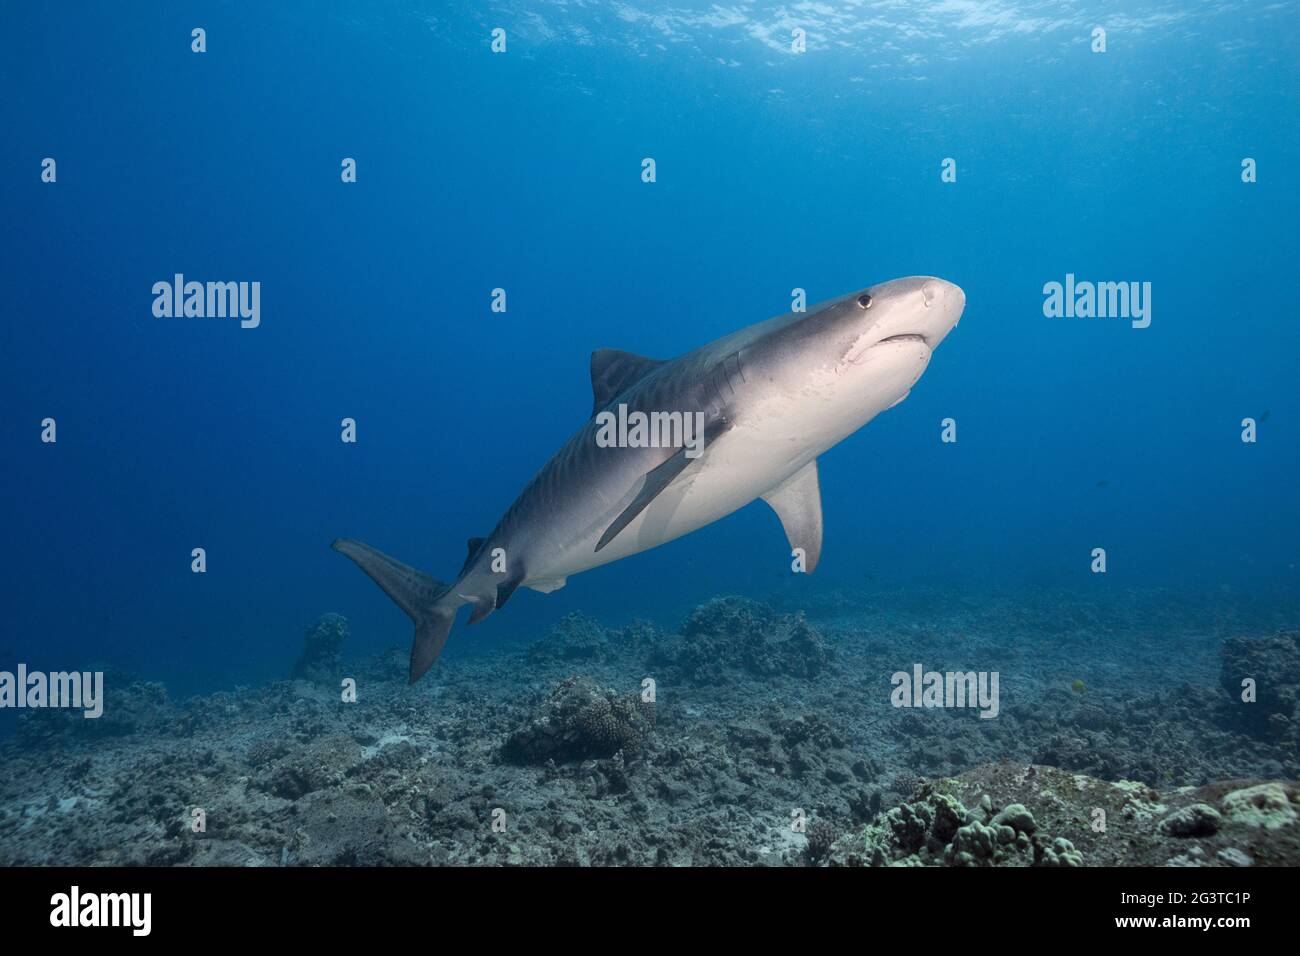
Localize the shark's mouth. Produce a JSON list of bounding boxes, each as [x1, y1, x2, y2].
[[875, 333, 929, 348], [845, 332, 931, 366]]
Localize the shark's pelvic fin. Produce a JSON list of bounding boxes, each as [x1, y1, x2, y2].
[[495, 570, 524, 611], [595, 417, 732, 553], [589, 348, 665, 415], [762, 459, 823, 572], [467, 564, 524, 625], [331, 537, 457, 683]]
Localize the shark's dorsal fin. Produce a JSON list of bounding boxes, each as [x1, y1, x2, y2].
[[590, 349, 665, 415], [461, 537, 487, 576], [762, 460, 823, 573], [595, 417, 732, 553]]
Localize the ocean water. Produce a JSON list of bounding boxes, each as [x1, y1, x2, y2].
[[3, 1, 1298, 709]]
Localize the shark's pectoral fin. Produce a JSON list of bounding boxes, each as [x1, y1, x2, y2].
[[595, 417, 732, 553], [762, 459, 823, 573], [590, 349, 666, 415]]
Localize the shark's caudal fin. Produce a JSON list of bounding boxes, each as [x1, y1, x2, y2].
[[331, 538, 457, 684]]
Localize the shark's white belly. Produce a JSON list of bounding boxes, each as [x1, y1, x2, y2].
[[528, 340, 929, 585]]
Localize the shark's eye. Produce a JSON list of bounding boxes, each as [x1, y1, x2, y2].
[[857, 293, 873, 310]]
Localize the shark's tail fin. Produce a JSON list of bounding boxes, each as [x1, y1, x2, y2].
[[331, 537, 458, 684]]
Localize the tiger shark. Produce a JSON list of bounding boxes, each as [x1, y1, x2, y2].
[[335, 276, 965, 682]]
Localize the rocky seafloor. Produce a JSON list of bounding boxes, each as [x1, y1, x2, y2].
[[1, 589, 1298, 867]]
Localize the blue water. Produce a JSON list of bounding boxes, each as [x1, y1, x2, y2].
[[4, 2, 1297, 700]]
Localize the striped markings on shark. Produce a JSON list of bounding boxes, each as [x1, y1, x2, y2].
[[335, 276, 966, 682]]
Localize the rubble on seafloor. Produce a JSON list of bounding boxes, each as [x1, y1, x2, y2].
[[1, 598, 1297, 867]]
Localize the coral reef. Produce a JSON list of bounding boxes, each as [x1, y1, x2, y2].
[[804, 818, 837, 864], [291, 613, 350, 682], [1, 590, 1298, 867], [502, 676, 655, 765], [1219, 783, 1297, 830], [827, 764, 1300, 867], [648, 596, 835, 685], [830, 784, 1068, 867], [15, 675, 175, 745], [527, 612, 611, 663], [245, 737, 287, 769], [1218, 630, 1299, 743], [1158, 803, 1222, 837]]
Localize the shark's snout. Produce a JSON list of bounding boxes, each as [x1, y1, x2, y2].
[[922, 278, 963, 312], [915, 278, 964, 347]]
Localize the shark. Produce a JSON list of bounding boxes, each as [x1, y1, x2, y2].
[[334, 276, 965, 682]]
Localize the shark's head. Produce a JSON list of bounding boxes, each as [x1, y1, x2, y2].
[[824, 276, 964, 416], [748, 276, 965, 433], [836, 276, 965, 365]]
